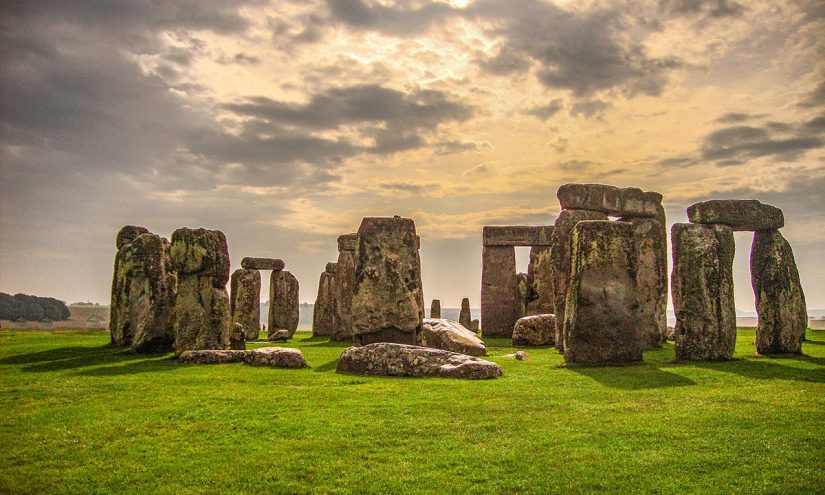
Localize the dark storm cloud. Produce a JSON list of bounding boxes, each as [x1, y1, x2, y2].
[[658, 0, 746, 19], [325, 0, 457, 35], [570, 99, 611, 119], [222, 85, 474, 155], [701, 125, 823, 163], [715, 112, 766, 123]]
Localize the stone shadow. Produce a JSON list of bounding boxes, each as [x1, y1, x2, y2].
[[692, 358, 825, 383], [73, 356, 178, 376], [0, 345, 169, 374], [567, 362, 695, 390], [312, 359, 340, 372]]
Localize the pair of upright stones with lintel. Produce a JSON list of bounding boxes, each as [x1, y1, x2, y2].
[[551, 183, 669, 364], [313, 216, 426, 344], [672, 200, 807, 358], [111, 226, 233, 355], [230, 257, 298, 342]]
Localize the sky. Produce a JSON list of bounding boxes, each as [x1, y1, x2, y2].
[[1, 0, 823, 311]]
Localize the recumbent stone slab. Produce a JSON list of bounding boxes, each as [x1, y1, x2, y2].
[[671, 223, 736, 361], [420, 318, 487, 356], [336, 343, 502, 379], [751, 230, 807, 354], [178, 347, 306, 368], [512, 314, 555, 346], [482, 225, 553, 246], [687, 199, 783, 231], [563, 221, 643, 364], [241, 257, 285, 271], [557, 183, 662, 218]]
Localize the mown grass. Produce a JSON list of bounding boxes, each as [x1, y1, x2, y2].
[[0, 328, 823, 494]]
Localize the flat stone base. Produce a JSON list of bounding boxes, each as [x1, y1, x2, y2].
[[337, 343, 502, 379], [178, 347, 306, 368]]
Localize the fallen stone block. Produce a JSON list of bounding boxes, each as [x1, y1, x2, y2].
[[512, 314, 555, 346], [420, 318, 487, 356], [337, 343, 502, 379]]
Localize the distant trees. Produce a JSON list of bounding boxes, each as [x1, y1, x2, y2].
[[0, 293, 71, 321]]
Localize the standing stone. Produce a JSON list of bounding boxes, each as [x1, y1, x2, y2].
[[116, 225, 150, 250], [470, 319, 480, 333], [459, 298, 472, 330], [481, 245, 518, 337], [351, 216, 424, 345], [671, 223, 736, 361], [516, 272, 531, 319], [751, 230, 807, 354], [229, 323, 246, 350], [687, 199, 784, 231], [230, 268, 260, 341], [512, 314, 555, 346], [563, 221, 643, 364], [430, 299, 442, 319], [332, 233, 358, 341], [620, 214, 668, 349], [313, 263, 336, 337], [549, 209, 608, 351], [527, 245, 554, 316], [268, 270, 299, 339], [170, 228, 232, 355], [110, 228, 177, 353]]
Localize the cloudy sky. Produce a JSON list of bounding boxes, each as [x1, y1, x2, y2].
[[1, 0, 823, 311]]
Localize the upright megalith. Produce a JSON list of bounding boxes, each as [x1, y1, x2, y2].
[[269, 270, 299, 339], [170, 228, 232, 355], [230, 268, 260, 341], [751, 230, 807, 354], [671, 223, 736, 361], [332, 233, 358, 341], [350, 216, 425, 345], [313, 262, 336, 337], [110, 227, 176, 353], [459, 297, 472, 330], [563, 221, 643, 364], [621, 214, 668, 349], [516, 272, 531, 319], [549, 209, 608, 351], [430, 299, 442, 319], [687, 199, 784, 231], [481, 244, 517, 337], [527, 245, 553, 315]]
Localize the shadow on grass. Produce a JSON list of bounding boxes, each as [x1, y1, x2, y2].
[[0, 345, 174, 374], [568, 362, 695, 390], [73, 356, 178, 376], [692, 358, 825, 383], [313, 359, 340, 372]]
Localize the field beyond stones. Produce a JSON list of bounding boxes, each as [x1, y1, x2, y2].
[[1, 329, 823, 495]]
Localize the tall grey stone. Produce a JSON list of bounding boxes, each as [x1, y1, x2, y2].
[[549, 209, 608, 351], [170, 228, 231, 355], [351, 216, 424, 345], [230, 268, 260, 341], [671, 223, 736, 361], [527, 245, 553, 316], [268, 270, 299, 339], [563, 221, 643, 364], [481, 245, 518, 337], [516, 272, 530, 320], [430, 299, 441, 319], [751, 230, 807, 354], [332, 233, 358, 341], [459, 297, 472, 331], [313, 263, 336, 337], [110, 228, 176, 353]]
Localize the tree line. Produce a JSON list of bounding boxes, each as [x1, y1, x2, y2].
[[0, 292, 71, 321]]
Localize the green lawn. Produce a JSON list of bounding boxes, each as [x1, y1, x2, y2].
[[0, 328, 823, 495]]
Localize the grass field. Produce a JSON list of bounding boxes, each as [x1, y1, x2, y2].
[[1, 328, 823, 494]]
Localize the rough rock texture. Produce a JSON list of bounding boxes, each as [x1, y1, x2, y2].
[[336, 343, 502, 379], [268, 329, 290, 341], [557, 183, 662, 218], [665, 326, 676, 341], [481, 246, 518, 337], [751, 230, 807, 354], [332, 233, 358, 341], [563, 221, 643, 364], [351, 217, 424, 345], [471, 319, 480, 333], [312, 266, 336, 337], [527, 245, 554, 316], [671, 223, 736, 361], [170, 228, 231, 355], [459, 298, 472, 330], [243, 347, 306, 368], [116, 225, 150, 250], [230, 268, 260, 340], [482, 225, 554, 246], [420, 318, 487, 356], [620, 215, 668, 349], [549, 209, 608, 351], [512, 314, 555, 346], [178, 347, 306, 368], [502, 351, 530, 361], [687, 199, 784, 231], [229, 323, 246, 350], [110, 230, 176, 353], [430, 299, 442, 319], [240, 257, 285, 271], [516, 272, 531, 320], [269, 270, 299, 338]]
